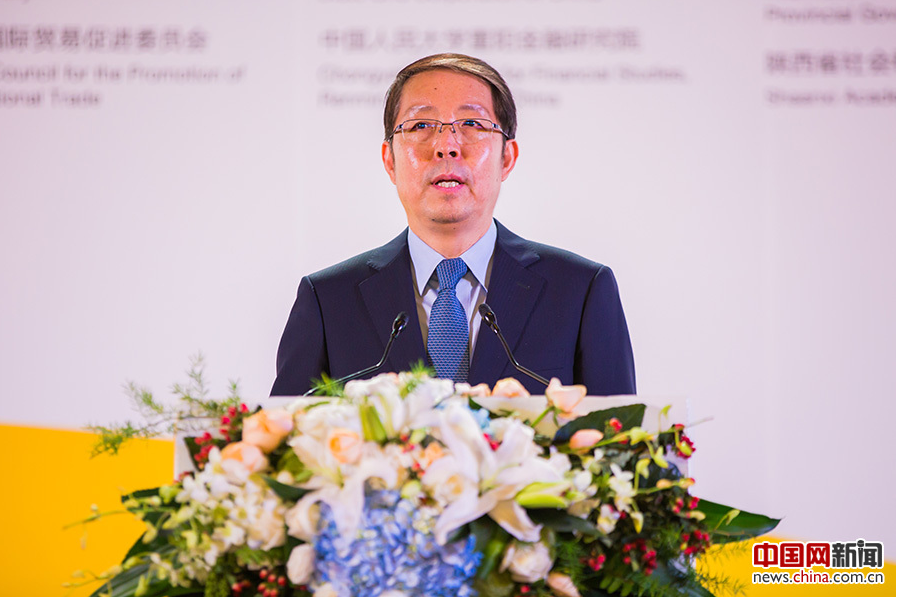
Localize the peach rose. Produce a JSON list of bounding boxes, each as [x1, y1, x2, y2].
[[569, 429, 604, 450], [242, 409, 294, 453], [545, 378, 586, 415], [417, 442, 445, 469], [220, 441, 268, 473], [456, 382, 492, 398], [326, 427, 362, 464], [492, 377, 530, 398], [547, 573, 582, 597]]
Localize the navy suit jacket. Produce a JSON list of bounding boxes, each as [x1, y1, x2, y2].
[[271, 221, 636, 396]]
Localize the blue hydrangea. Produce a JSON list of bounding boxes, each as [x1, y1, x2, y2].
[[471, 408, 492, 432], [313, 490, 481, 596]]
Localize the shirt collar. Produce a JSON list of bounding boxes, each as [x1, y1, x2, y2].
[[407, 220, 497, 296]]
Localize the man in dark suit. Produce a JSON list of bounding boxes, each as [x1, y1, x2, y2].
[[271, 54, 635, 396]]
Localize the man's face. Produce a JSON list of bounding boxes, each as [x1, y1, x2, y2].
[[382, 69, 518, 240]]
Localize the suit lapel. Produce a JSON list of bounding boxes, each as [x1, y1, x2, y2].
[[358, 231, 427, 373], [469, 222, 545, 384]]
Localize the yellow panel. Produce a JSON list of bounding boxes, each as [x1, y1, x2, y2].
[[0, 425, 174, 597]]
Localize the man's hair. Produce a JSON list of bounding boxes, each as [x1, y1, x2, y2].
[[383, 53, 517, 141]]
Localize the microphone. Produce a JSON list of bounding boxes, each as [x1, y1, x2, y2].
[[478, 303, 549, 387], [303, 311, 409, 396]]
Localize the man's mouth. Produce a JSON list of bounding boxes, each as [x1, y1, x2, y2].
[[432, 176, 464, 188]]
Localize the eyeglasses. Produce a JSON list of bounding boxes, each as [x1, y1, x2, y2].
[[389, 118, 509, 145]]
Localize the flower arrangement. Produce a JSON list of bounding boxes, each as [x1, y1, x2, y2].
[[73, 364, 778, 597]]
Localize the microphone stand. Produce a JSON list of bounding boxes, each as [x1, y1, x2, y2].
[[302, 312, 409, 396], [478, 303, 549, 387]]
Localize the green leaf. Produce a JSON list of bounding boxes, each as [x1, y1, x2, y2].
[[276, 449, 312, 482], [262, 475, 310, 503], [472, 570, 515, 597], [122, 487, 162, 502], [696, 498, 780, 543], [87, 555, 200, 597], [470, 519, 511, 580], [527, 509, 601, 537], [118, 489, 174, 560], [639, 462, 683, 489], [553, 405, 646, 444], [645, 559, 716, 597], [308, 373, 344, 397]]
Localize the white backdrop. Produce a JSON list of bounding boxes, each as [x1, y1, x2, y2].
[[1, 0, 894, 556]]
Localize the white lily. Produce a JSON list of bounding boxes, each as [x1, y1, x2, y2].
[[430, 404, 563, 543], [288, 450, 400, 540], [289, 434, 342, 486]]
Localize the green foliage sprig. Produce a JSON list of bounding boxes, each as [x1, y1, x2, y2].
[[87, 353, 241, 457]]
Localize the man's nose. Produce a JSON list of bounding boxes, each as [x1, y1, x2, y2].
[[434, 122, 461, 158]]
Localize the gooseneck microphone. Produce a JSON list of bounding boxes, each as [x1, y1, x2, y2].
[[303, 311, 409, 396], [478, 303, 549, 387]]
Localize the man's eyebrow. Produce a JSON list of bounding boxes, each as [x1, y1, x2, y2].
[[403, 104, 491, 118]]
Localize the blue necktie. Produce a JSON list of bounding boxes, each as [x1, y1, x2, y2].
[[428, 258, 469, 382]]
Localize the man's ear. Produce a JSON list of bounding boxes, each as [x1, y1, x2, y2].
[[382, 141, 397, 185], [501, 139, 519, 182]]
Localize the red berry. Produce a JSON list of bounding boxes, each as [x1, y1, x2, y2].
[[240, 403, 249, 413], [259, 569, 268, 580], [277, 577, 286, 586], [623, 556, 631, 565]]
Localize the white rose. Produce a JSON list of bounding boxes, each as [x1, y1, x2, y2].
[[248, 505, 286, 551], [295, 404, 361, 441], [421, 454, 477, 505], [499, 540, 553, 584], [286, 544, 315, 585], [285, 494, 322, 542]]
